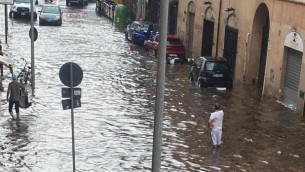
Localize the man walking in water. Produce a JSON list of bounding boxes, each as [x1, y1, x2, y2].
[[208, 103, 224, 148], [7, 74, 24, 120]]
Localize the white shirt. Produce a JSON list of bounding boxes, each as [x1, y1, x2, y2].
[[209, 110, 224, 130]]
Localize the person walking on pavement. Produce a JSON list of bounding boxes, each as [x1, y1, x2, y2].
[[0, 42, 4, 77], [7, 74, 25, 120], [208, 103, 224, 148]]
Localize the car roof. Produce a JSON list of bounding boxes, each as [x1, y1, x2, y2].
[[199, 56, 227, 62], [42, 4, 60, 7], [133, 20, 153, 25], [167, 34, 179, 39]]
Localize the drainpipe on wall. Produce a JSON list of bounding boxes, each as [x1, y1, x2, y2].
[[215, 0, 222, 58]]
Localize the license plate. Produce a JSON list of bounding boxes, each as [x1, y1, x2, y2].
[[169, 54, 177, 57], [21, 13, 25, 15], [213, 74, 223, 77]]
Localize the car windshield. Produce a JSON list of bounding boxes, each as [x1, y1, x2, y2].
[[42, 6, 59, 14], [15, 0, 30, 3], [167, 38, 182, 45], [205, 62, 228, 71], [135, 24, 150, 31]]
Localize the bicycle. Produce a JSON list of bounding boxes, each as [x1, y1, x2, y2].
[[17, 62, 32, 85]]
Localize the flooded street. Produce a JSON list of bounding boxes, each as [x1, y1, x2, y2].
[[0, 1, 305, 171]]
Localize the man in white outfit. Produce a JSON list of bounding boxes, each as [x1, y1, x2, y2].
[[208, 103, 224, 148]]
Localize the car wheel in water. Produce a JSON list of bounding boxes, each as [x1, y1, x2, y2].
[[198, 79, 207, 88], [226, 81, 233, 89], [197, 79, 201, 87]]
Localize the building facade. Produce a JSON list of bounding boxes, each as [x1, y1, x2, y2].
[[177, 0, 305, 118]]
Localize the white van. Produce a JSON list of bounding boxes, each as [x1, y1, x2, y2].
[[9, 0, 37, 19]]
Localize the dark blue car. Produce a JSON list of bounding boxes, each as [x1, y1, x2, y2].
[[125, 20, 154, 45]]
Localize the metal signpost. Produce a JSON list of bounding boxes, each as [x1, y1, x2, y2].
[[59, 62, 83, 172], [0, 0, 13, 44], [152, 0, 169, 172], [30, 0, 36, 95]]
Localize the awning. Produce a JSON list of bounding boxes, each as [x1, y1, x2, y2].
[[0, 55, 13, 68]]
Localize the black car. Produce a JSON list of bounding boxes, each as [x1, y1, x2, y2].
[[66, 0, 88, 6], [39, 4, 62, 26], [190, 56, 233, 89]]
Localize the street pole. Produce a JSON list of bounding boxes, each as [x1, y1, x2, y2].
[[151, 0, 169, 172], [30, 0, 35, 95], [70, 63, 76, 172], [5, 5, 8, 44]]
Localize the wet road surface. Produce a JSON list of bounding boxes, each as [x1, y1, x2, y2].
[[0, 1, 305, 171]]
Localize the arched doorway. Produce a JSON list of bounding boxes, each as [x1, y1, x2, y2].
[[186, 1, 195, 58], [248, 3, 270, 88], [201, 7, 214, 56], [223, 14, 239, 72]]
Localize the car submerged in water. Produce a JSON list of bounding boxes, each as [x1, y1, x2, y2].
[[39, 4, 62, 26], [9, 0, 37, 19], [125, 20, 154, 45], [144, 34, 186, 63], [189, 56, 233, 89]]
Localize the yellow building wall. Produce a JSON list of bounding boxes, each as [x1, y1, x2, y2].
[[177, 0, 305, 116]]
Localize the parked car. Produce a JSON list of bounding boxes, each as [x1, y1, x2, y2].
[[66, 0, 88, 6], [189, 56, 233, 89], [125, 20, 154, 45], [39, 4, 62, 26], [9, 0, 37, 19], [144, 34, 186, 63]]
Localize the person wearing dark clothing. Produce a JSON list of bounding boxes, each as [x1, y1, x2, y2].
[[7, 74, 25, 120], [0, 43, 3, 76]]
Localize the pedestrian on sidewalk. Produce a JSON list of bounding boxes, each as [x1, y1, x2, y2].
[[208, 103, 224, 148], [0, 42, 4, 76], [6, 74, 25, 120]]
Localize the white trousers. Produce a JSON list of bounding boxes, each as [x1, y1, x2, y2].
[[211, 128, 222, 146]]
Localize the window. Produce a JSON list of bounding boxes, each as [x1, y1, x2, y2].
[[205, 62, 228, 71], [167, 38, 182, 45], [196, 58, 203, 67], [42, 6, 60, 14]]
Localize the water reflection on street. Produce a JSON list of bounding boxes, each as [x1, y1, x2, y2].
[[0, 1, 305, 172]]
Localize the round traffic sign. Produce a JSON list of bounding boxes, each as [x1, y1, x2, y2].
[[59, 62, 83, 87], [29, 27, 38, 41]]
